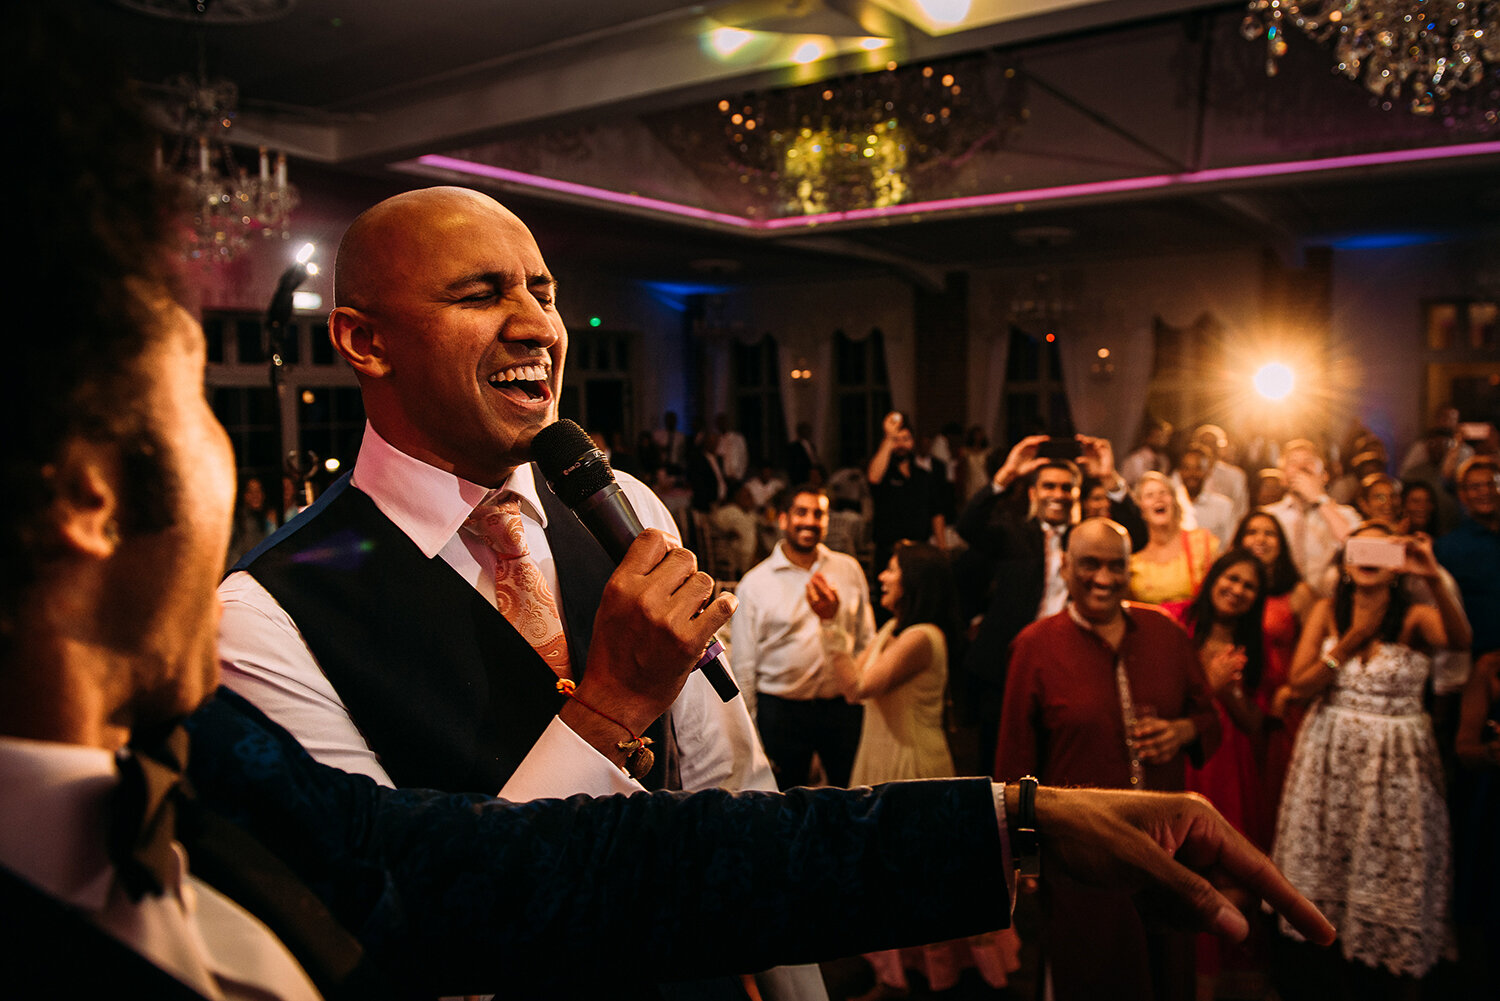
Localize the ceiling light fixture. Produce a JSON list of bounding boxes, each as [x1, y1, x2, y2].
[[1243, 0, 1500, 115]]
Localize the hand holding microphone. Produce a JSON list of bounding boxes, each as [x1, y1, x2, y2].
[[532, 419, 741, 703]]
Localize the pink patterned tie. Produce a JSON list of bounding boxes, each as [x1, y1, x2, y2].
[[463, 493, 572, 679]]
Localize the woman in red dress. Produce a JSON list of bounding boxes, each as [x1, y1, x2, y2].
[[1173, 550, 1273, 847], [1233, 510, 1317, 815]]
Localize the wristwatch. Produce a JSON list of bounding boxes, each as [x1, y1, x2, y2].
[[1014, 775, 1040, 878]]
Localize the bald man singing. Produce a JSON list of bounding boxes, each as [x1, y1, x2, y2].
[[218, 187, 806, 995]]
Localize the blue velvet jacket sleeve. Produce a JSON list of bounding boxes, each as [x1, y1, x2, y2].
[[185, 689, 1009, 995]]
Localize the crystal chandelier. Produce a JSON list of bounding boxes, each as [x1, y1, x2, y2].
[[701, 53, 1027, 217], [1242, 1, 1500, 115], [155, 71, 300, 264]]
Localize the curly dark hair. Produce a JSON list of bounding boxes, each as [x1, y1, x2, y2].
[[1, 12, 186, 652], [1232, 510, 1303, 598], [1182, 549, 1268, 692]]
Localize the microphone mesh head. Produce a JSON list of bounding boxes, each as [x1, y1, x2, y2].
[[532, 419, 616, 506]]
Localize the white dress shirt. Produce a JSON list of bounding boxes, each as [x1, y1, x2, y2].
[[1037, 522, 1069, 620], [0, 737, 321, 1001], [730, 542, 876, 720], [716, 430, 749, 482], [1175, 480, 1237, 550], [1267, 492, 1362, 598], [219, 423, 774, 799], [1207, 462, 1250, 529]]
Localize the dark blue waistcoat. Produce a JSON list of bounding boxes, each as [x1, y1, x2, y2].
[[237, 466, 666, 793]]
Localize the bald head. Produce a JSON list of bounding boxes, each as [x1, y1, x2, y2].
[[1064, 517, 1131, 623], [1068, 517, 1131, 559], [334, 186, 533, 310]]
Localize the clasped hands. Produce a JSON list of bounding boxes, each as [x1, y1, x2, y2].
[[996, 433, 1118, 490]]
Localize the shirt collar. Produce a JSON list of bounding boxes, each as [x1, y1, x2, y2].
[[350, 422, 549, 558], [0, 737, 130, 910], [769, 540, 828, 572], [1064, 600, 1138, 639]]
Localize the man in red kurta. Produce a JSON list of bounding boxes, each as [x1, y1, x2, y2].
[[997, 518, 1220, 1001]]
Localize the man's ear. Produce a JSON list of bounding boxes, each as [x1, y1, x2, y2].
[[50, 440, 123, 560], [328, 306, 392, 379]]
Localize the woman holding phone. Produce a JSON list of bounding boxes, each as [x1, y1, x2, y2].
[[1270, 522, 1471, 989]]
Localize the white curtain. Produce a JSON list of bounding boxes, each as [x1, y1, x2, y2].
[[1056, 308, 1156, 458]]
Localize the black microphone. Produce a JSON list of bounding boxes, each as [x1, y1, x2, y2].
[[531, 419, 740, 703]]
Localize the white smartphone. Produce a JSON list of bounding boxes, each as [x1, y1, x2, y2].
[[1345, 535, 1406, 569]]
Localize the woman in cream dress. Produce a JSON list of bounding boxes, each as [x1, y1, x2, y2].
[[813, 541, 1018, 994]]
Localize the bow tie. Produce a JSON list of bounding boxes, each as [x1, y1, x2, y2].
[[108, 722, 192, 901]]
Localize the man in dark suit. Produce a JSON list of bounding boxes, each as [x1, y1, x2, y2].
[[955, 433, 1146, 771]]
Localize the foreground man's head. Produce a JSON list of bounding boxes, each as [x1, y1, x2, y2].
[[2, 19, 234, 749]]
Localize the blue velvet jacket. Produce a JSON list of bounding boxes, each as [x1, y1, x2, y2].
[[181, 690, 1011, 997]]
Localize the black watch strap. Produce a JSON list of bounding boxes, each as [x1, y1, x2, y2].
[[1014, 775, 1040, 878]]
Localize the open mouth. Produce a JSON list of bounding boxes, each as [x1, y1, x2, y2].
[[487, 362, 550, 402]]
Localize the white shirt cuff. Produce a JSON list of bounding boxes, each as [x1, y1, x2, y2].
[[497, 716, 644, 800]]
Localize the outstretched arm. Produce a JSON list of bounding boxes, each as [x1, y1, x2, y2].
[[187, 693, 1332, 994]]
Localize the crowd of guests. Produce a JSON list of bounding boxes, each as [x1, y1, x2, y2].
[[723, 410, 1498, 1000]]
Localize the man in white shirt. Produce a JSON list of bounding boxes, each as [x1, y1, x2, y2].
[[1192, 424, 1251, 528], [714, 412, 750, 485], [1173, 445, 1236, 549], [1266, 439, 1361, 597], [732, 486, 876, 788]]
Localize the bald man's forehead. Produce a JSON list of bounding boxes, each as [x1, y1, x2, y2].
[[336, 188, 547, 307], [1068, 520, 1130, 556]]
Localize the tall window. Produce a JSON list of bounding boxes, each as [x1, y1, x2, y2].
[[1000, 326, 1071, 448], [298, 386, 366, 473], [834, 328, 891, 468], [1422, 299, 1500, 431], [730, 336, 785, 468], [203, 311, 361, 482], [211, 386, 281, 481], [561, 328, 636, 447]]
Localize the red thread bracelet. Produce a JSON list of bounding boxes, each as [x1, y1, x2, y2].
[[556, 678, 655, 780]]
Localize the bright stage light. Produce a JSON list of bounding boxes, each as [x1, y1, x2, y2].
[[1254, 362, 1295, 401]]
